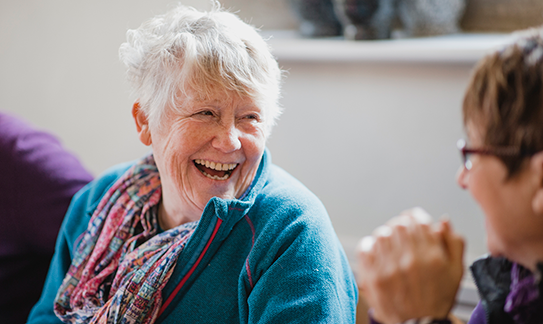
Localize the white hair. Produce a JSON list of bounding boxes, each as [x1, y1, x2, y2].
[[119, 3, 283, 136]]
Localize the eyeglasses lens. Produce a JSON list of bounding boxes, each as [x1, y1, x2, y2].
[[464, 154, 473, 170], [457, 139, 473, 170]]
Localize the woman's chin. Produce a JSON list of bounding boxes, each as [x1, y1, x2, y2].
[[196, 173, 237, 199], [487, 242, 514, 263], [487, 242, 503, 257], [488, 250, 505, 259]]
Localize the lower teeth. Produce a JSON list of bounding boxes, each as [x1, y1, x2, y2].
[[202, 171, 229, 180]]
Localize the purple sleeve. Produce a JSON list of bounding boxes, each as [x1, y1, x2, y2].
[[0, 112, 93, 323], [467, 302, 486, 324], [0, 113, 93, 251]]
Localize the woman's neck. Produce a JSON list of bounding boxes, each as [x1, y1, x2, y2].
[[510, 240, 543, 272], [158, 195, 202, 230]]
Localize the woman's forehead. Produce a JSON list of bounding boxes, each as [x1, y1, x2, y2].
[[182, 85, 251, 102], [193, 93, 255, 106], [173, 92, 258, 113]]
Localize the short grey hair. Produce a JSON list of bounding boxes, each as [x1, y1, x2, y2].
[[119, 3, 283, 135]]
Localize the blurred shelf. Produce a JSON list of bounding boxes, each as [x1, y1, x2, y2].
[[263, 30, 517, 64]]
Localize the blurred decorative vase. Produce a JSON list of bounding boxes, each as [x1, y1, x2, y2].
[[333, 0, 395, 40], [398, 0, 466, 37], [289, 0, 343, 37]]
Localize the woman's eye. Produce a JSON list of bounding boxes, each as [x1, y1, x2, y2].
[[244, 114, 259, 121], [197, 110, 214, 116]]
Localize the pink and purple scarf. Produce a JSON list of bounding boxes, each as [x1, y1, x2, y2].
[[54, 154, 197, 324]]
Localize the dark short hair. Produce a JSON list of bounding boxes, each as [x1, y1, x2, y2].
[[463, 29, 543, 177]]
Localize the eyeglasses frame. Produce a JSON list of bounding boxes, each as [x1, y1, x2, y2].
[[456, 139, 535, 170]]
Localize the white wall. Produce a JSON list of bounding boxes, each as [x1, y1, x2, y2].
[[1, 1, 487, 263], [266, 60, 486, 263], [0, 0, 212, 174]]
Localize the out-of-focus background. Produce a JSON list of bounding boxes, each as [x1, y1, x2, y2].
[[1, 0, 542, 319]]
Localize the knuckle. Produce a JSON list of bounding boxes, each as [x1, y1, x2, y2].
[[374, 234, 389, 245], [392, 223, 409, 235], [399, 255, 415, 272], [419, 222, 431, 232], [374, 273, 394, 288], [428, 253, 447, 269]]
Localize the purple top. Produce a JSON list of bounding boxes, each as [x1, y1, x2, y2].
[[467, 302, 486, 324], [0, 112, 93, 324], [469, 262, 542, 324], [503, 263, 542, 324]]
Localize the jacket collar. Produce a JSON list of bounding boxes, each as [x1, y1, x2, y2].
[[470, 256, 543, 324], [200, 148, 271, 235], [471, 256, 515, 324]]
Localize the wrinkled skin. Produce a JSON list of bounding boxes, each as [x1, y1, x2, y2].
[[132, 91, 267, 229]]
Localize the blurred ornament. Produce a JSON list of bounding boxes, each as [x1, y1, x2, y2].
[[289, 0, 343, 37], [333, 0, 395, 40], [398, 0, 466, 37]]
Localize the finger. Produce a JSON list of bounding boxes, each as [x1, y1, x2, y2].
[[389, 223, 418, 274], [391, 216, 430, 251], [372, 225, 394, 259], [409, 217, 434, 242], [398, 207, 433, 224], [389, 212, 434, 246], [357, 236, 377, 279], [432, 214, 452, 238], [386, 214, 413, 227], [410, 210, 441, 247], [373, 231, 395, 261], [442, 220, 465, 266], [389, 221, 411, 247], [386, 216, 419, 248], [430, 218, 451, 253], [410, 207, 433, 224], [439, 213, 450, 224], [373, 225, 392, 237], [357, 235, 376, 253], [388, 218, 431, 256]]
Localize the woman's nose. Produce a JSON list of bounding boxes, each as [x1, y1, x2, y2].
[[212, 123, 242, 153], [456, 165, 468, 190]]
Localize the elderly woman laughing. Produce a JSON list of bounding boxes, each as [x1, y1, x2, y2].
[[27, 4, 357, 324]]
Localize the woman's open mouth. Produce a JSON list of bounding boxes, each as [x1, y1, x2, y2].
[[194, 159, 238, 180]]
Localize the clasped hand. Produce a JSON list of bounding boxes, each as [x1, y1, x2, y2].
[[357, 208, 465, 324]]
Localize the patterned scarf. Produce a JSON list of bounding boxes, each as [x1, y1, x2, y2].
[[54, 154, 198, 324]]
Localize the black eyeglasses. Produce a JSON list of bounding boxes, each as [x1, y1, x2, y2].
[[456, 139, 532, 170]]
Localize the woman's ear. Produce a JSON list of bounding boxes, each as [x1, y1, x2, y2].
[[132, 102, 152, 146], [531, 152, 543, 214]]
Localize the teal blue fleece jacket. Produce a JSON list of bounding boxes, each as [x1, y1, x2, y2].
[[28, 150, 358, 323]]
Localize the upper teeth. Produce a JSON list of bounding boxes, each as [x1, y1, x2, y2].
[[195, 159, 237, 171]]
